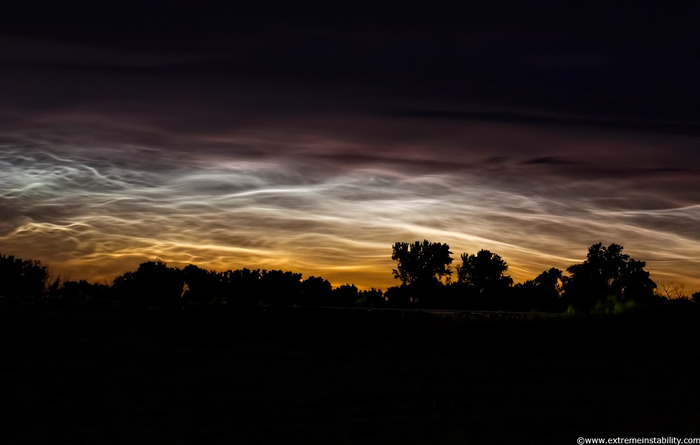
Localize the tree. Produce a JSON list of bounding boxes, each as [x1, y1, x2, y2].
[[533, 268, 563, 298], [457, 250, 513, 293], [0, 253, 48, 298], [59, 280, 112, 305], [332, 284, 359, 307], [181, 264, 221, 304], [300, 276, 332, 306], [113, 260, 184, 309], [656, 281, 687, 300], [221, 268, 261, 305], [391, 240, 453, 287], [259, 270, 302, 306], [693, 292, 700, 305], [516, 268, 564, 312], [356, 288, 384, 307], [564, 243, 656, 312]]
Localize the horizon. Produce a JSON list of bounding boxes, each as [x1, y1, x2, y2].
[[1, 2, 699, 293], [1, 240, 697, 295]]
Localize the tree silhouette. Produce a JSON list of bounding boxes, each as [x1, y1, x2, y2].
[[457, 250, 513, 293], [332, 284, 359, 307], [515, 268, 563, 312], [113, 260, 184, 309], [0, 254, 48, 298], [221, 268, 261, 305], [181, 264, 221, 304], [2, 241, 687, 314], [259, 270, 302, 306], [391, 240, 453, 287], [656, 281, 687, 300], [564, 243, 657, 312], [301, 276, 332, 306], [356, 288, 384, 307], [59, 280, 112, 305]]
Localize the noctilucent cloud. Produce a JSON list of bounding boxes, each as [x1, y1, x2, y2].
[[1, 2, 699, 290]]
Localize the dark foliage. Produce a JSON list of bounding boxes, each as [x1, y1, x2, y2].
[[356, 288, 384, 307], [300, 276, 332, 306], [181, 264, 222, 305], [391, 240, 453, 287], [563, 243, 658, 312], [457, 250, 513, 292], [332, 284, 359, 307], [385, 285, 416, 307], [259, 270, 303, 306], [453, 250, 514, 311], [693, 292, 700, 305], [113, 260, 185, 309], [57, 280, 112, 306], [220, 268, 261, 305], [0, 253, 48, 298], [0, 240, 689, 314], [513, 268, 564, 312]]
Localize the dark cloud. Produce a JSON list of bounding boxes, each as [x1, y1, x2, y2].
[[522, 157, 580, 165], [394, 110, 700, 137], [2, 1, 699, 126]]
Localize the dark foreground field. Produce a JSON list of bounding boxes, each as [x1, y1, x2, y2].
[[2, 305, 700, 444]]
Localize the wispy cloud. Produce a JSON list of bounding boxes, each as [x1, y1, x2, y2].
[[2, 117, 699, 291]]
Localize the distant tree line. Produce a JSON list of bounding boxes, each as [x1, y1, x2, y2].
[[0, 253, 382, 310], [112, 262, 383, 310], [0, 242, 698, 314], [387, 241, 664, 313]]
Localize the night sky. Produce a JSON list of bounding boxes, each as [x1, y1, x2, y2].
[[2, 1, 699, 291]]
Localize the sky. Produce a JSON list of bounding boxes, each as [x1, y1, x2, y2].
[[1, 1, 700, 291]]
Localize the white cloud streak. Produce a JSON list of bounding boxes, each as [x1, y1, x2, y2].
[[1, 119, 699, 292]]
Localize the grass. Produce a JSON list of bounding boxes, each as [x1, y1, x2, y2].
[[2, 305, 700, 444]]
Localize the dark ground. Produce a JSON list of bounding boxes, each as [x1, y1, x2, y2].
[[2, 305, 700, 444]]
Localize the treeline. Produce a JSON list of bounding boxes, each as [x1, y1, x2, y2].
[[1, 241, 699, 313], [387, 241, 676, 313], [0, 253, 382, 310]]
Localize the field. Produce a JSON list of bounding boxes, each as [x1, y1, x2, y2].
[[3, 305, 700, 444]]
